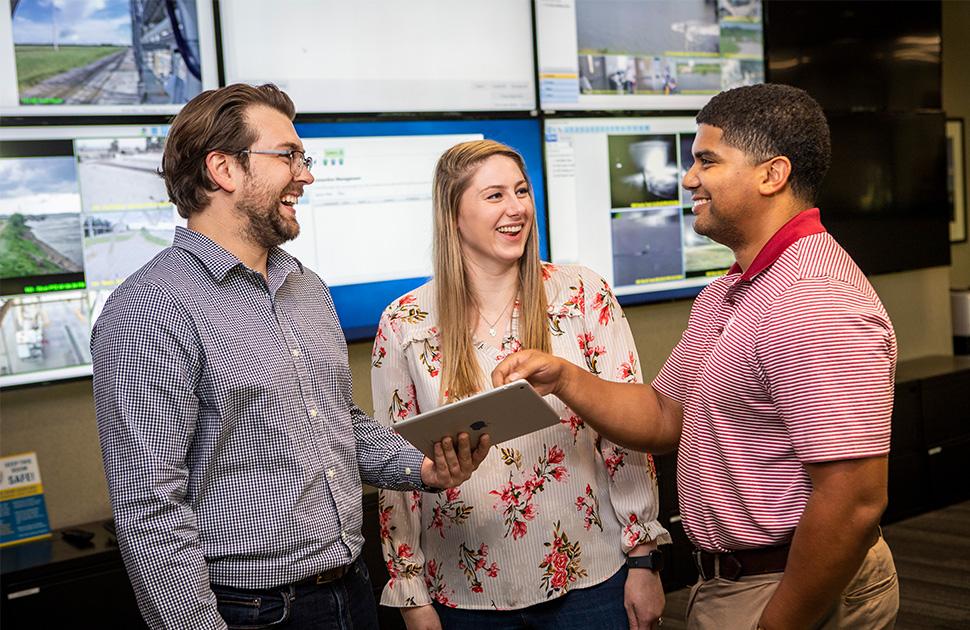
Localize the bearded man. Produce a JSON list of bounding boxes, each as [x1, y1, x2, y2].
[[92, 83, 488, 630]]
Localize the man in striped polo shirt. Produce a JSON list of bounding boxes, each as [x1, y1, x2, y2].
[[494, 83, 898, 629]]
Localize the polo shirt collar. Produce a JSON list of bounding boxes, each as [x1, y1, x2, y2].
[[729, 208, 826, 280], [173, 225, 304, 283]]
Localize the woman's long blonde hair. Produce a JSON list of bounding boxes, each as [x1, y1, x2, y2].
[[433, 140, 551, 402]]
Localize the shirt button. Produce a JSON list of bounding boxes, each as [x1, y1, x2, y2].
[[404, 467, 412, 476], [341, 531, 349, 542], [291, 348, 300, 357], [716, 326, 724, 334], [309, 409, 319, 418], [327, 468, 336, 479]]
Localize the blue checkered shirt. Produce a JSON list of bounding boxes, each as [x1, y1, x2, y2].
[[92, 226, 426, 630]]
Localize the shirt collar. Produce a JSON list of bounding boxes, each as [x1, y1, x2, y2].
[[173, 226, 304, 283], [729, 208, 826, 280]]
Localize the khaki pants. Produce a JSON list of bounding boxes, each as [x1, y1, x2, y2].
[[686, 537, 899, 630]]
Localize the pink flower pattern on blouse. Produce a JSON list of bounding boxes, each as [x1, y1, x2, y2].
[[371, 264, 670, 610]]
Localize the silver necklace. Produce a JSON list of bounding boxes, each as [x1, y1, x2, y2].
[[476, 293, 517, 337]]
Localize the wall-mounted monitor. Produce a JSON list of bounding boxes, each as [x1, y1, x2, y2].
[[544, 116, 733, 305], [1, 123, 177, 388], [292, 118, 547, 340], [218, 0, 536, 113], [0, 117, 546, 387], [819, 112, 949, 275], [536, 0, 764, 112], [0, 0, 219, 118], [764, 0, 941, 113]]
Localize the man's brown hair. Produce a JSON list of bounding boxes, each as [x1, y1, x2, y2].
[[161, 83, 296, 218]]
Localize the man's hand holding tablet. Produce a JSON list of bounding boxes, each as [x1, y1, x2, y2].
[[419, 432, 492, 490], [396, 380, 561, 490]]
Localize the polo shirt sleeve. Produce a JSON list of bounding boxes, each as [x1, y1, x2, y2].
[[756, 278, 896, 463]]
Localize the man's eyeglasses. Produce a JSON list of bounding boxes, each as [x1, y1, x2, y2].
[[238, 149, 313, 177]]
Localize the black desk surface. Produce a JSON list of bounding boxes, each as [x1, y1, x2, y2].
[[1, 521, 119, 578], [896, 354, 970, 383]]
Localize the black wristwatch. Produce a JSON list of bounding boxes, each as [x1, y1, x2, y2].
[[625, 549, 664, 572]]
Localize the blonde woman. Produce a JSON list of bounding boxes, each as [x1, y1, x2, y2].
[[371, 140, 670, 630]]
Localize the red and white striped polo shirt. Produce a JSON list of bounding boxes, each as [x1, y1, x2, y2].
[[652, 208, 896, 553]]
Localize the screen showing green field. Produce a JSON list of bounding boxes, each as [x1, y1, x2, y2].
[[0, 0, 217, 115]]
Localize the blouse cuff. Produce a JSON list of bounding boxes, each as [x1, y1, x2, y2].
[[380, 572, 433, 608], [621, 518, 672, 553]]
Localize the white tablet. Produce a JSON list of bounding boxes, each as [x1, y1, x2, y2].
[[393, 380, 561, 458]]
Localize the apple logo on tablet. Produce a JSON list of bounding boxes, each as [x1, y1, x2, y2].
[[470, 420, 487, 431]]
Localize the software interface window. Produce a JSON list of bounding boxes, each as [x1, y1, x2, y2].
[[284, 133, 481, 287], [220, 0, 536, 113]]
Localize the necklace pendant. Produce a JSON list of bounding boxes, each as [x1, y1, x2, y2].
[[488, 327, 497, 337]]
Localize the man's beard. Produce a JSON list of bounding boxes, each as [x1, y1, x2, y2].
[[235, 178, 300, 249]]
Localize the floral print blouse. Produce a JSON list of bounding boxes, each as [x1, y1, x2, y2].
[[371, 263, 670, 610]]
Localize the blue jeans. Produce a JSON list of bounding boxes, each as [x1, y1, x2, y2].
[[433, 565, 628, 630], [211, 557, 379, 630]]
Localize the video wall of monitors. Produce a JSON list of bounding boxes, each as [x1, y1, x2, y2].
[[0, 0, 219, 117], [0, 1, 777, 388], [544, 117, 732, 303], [218, 0, 536, 114], [0, 118, 546, 386], [536, 0, 765, 112]]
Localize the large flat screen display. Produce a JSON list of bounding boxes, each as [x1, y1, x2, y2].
[[1, 123, 177, 387], [536, 0, 765, 112], [544, 116, 733, 304], [0, 0, 219, 117], [219, 0, 536, 113], [292, 118, 547, 339], [0, 117, 546, 387], [818, 112, 949, 275], [764, 0, 941, 113]]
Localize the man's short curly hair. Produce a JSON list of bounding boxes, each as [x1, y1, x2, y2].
[[697, 83, 831, 205]]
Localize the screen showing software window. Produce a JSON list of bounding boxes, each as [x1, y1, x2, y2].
[[0, 118, 546, 387], [293, 118, 547, 339], [544, 117, 733, 304], [536, 0, 764, 112], [0, 0, 219, 117], [219, 0, 536, 113]]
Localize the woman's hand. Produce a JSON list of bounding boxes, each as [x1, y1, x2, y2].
[[401, 604, 443, 630], [624, 565, 665, 629]]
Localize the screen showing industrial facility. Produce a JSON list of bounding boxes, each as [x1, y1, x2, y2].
[[536, 0, 764, 111], [544, 117, 733, 304]]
